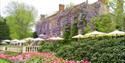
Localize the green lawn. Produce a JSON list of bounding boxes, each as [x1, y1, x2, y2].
[[4, 51, 19, 56], [0, 59, 11, 63]]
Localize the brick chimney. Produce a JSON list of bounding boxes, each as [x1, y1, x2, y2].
[[59, 4, 65, 12], [40, 14, 45, 20], [98, 0, 109, 15], [98, 0, 108, 4]]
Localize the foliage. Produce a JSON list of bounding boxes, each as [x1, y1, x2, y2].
[[63, 23, 71, 43], [70, 18, 78, 37], [0, 52, 90, 63], [115, 0, 124, 30], [0, 59, 12, 63], [109, 0, 125, 31], [39, 36, 125, 62], [4, 51, 19, 56], [6, 2, 36, 39], [39, 42, 62, 53], [0, 16, 10, 41], [32, 31, 38, 38], [26, 56, 44, 63], [84, 22, 93, 34], [91, 14, 116, 32], [56, 36, 125, 62]]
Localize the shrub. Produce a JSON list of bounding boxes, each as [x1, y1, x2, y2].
[[39, 42, 62, 53], [39, 36, 125, 63], [26, 56, 44, 63], [56, 37, 125, 63]]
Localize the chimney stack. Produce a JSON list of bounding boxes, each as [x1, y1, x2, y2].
[[40, 14, 45, 20], [86, 0, 88, 4], [98, 0, 103, 2], [59, 4, 65, 12], [98, 0, 108, 4]]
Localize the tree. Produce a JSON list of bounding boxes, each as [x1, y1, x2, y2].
[[109, 0, 125, 31], [115, 0, 124, 30], [0, 16, 10, 41], [6, 2, 37, 39], [33, 31, 38, 38], [91, 14, 116, 32]]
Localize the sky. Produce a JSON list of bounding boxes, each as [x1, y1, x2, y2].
[[0, 0, 98, 18]]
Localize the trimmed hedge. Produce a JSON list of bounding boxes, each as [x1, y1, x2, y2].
[[39, 36, 125, 63]]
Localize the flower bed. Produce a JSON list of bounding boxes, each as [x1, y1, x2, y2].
[[0, 58, 12, 63], [0, 52, 90, 63]]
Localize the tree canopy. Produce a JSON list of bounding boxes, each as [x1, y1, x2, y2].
[[6, 2, 37, 39], [109, 0, 125, 31], [0, 16, 10, 41], [90, 14, 116, 32]]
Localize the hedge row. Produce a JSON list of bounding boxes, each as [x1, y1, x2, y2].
[[39, 36, 125, 63]]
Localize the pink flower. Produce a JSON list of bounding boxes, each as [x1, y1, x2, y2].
[[8, 56, 17, 61], [1, 52, 91, 63], [16, 55, 24, 61], [0, 54, 10, 59]]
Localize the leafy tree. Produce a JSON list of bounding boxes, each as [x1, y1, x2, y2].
[[0, 16, 10, 41], [33, 31, 38, 38], [109, 0, 125, 31], [115, 0, 124, 30], [91, 14, 116, 32], [6, 2, 37, 39]]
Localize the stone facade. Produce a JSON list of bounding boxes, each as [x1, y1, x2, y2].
[[36, 0, 109, 38]]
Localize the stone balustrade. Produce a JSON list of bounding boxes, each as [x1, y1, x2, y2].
[[0, 46, 6, 51], [22, 46, 40, 52], [0, 45, 40, 53]]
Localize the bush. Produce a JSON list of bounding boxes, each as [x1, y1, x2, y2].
[[26, 56, 44, 63], [38, 42, 62, 53], [39, 36, 125, 63]]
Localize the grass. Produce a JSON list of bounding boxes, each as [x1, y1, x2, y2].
[[0, 59, 11, 63], [4, 51, 19, 56]]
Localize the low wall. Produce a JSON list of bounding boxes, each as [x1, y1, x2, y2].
[[6, 47, 22, 52], [22, 46, 40, 53], [0, 45, 40, 53], [0, 46, 6, 51]]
